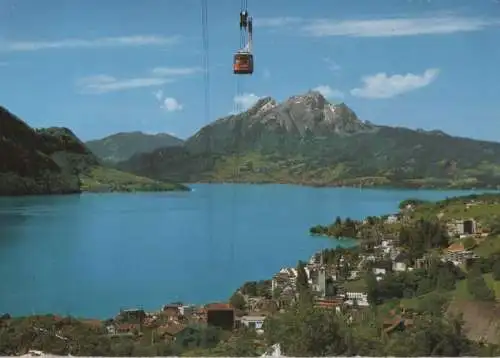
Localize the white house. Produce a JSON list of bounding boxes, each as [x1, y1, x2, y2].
[[241, 315, 266, 331], [373, 267, 387, 276], [386, 215, 398, 224], [344, 292, 369, 307]]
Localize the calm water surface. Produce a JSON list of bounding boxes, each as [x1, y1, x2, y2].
[[0, 184, 488, 318]]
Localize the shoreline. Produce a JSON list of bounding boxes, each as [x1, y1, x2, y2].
[[186, 179, 500, 191], [2, 180, 497, 198]]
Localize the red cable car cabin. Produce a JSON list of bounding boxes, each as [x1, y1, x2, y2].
[[233, 51, 253, 75]]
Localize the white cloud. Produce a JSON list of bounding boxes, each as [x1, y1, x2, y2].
[[313, 85, 344, 99], [323, 57, 341, 72], [77, 75, 173, 94], [234, 93, 261, 110], [153, 90, 183, 112], [257, 15, 500, 37], [151, 66, 203, 76], [0, 35, 180, 52], [254, 17, 303, 28], [162, 97, 183, 112], [350, 68, 440, 99]]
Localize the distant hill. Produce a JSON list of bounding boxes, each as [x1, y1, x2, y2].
[[86, 131, 184, 163], [116, 91, 500, 189], [0, 106, 188, 196]]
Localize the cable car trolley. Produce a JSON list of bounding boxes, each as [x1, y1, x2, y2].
[[233, 8, 253, 75]]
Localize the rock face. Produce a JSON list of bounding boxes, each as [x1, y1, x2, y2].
[[185, 91, 375, 154], [115, 91, 500, 189], [86, 131, 184, 163]]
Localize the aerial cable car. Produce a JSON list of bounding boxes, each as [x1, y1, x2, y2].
[[233, 8, 254, 75]]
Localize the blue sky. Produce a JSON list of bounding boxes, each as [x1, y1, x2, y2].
[[0, 0, 499, 141]]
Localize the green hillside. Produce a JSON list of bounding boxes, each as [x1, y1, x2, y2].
[[116, 92, 500, 189], [0, 106, 188, 196]]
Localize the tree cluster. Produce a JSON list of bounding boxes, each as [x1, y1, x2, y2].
[[262, 303, 490, 357], [310, 216, 360, 239], [366, 259, 464, 305], [399, 218, 450, 263]]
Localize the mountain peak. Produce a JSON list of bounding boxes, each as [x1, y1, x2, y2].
[[285, 90, 327, 109], [247, 96, 278, 116], [185, 91, 377, 153]]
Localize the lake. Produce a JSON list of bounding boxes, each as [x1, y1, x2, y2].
[[0, 184, 487, 318]]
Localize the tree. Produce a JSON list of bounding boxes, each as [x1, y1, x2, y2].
[[436, 265, 457, 291], [334, 216, 342, 226], [467, 274, 495, 301], [365, 272, 379, 305], [263, 306, 348, 356], [384, 313, 473, 356], [493, 260, 500, 281], [229, 292, 246, 310], [296, 261, 313, 307], [416, 291, 450, 316]]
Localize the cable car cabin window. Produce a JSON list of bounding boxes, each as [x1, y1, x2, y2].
[[233, 53, 254, 74]]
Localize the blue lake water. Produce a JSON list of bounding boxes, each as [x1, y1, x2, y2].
[[0, 184, 489, 318]]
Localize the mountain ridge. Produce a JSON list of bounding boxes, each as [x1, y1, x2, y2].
[[86, 131, 184, 163], [115, 91, 500, 189], [0, 106, 188, 196]]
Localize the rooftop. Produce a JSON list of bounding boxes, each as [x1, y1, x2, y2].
[[447, 242, 465, 252], [205, 303, 234, 310]]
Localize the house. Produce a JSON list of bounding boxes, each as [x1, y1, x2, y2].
[[106, 325, 117, 335], [308, 252, 323, 265], [392, 253, 409, 272], [205, 303, 235, 331], [240, 314, 266, 331], [314, 297, 344, 312], [271, 268, 297, 294], [179, 305, 196, 317], [192, 308, 207, 323], [372, 267, 387, 281], [162, 304, 181, 322], [386, 214, 399, 224], [463, 219, 477, 235], [444, 242, 475, 265], [309, 266, 328, 294], [389, 248, 401, 261], [115, 323, 140, 335], [344, 292, 369, 307], [118, 308, 146, 323], [347, 270, 359, 280], [447, 219, 477, 237]]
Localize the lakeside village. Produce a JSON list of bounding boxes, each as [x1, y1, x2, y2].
[[5, 193, 500, 356]]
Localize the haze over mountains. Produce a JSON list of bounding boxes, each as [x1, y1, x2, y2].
[[86, 131, 184, 163], [113, 91, 500, 189]]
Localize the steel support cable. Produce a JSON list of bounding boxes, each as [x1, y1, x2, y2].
[[229, 0, 249, 282], [200, 0, 217, 281]]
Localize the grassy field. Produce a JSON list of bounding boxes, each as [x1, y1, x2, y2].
[[474, 235, 500, 257], [453, 273, 500, 301], [204, 152, 488, 188], [342, 278, 367, 292], [410, 195, 500, 230], [80, 166, 189, 193]]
